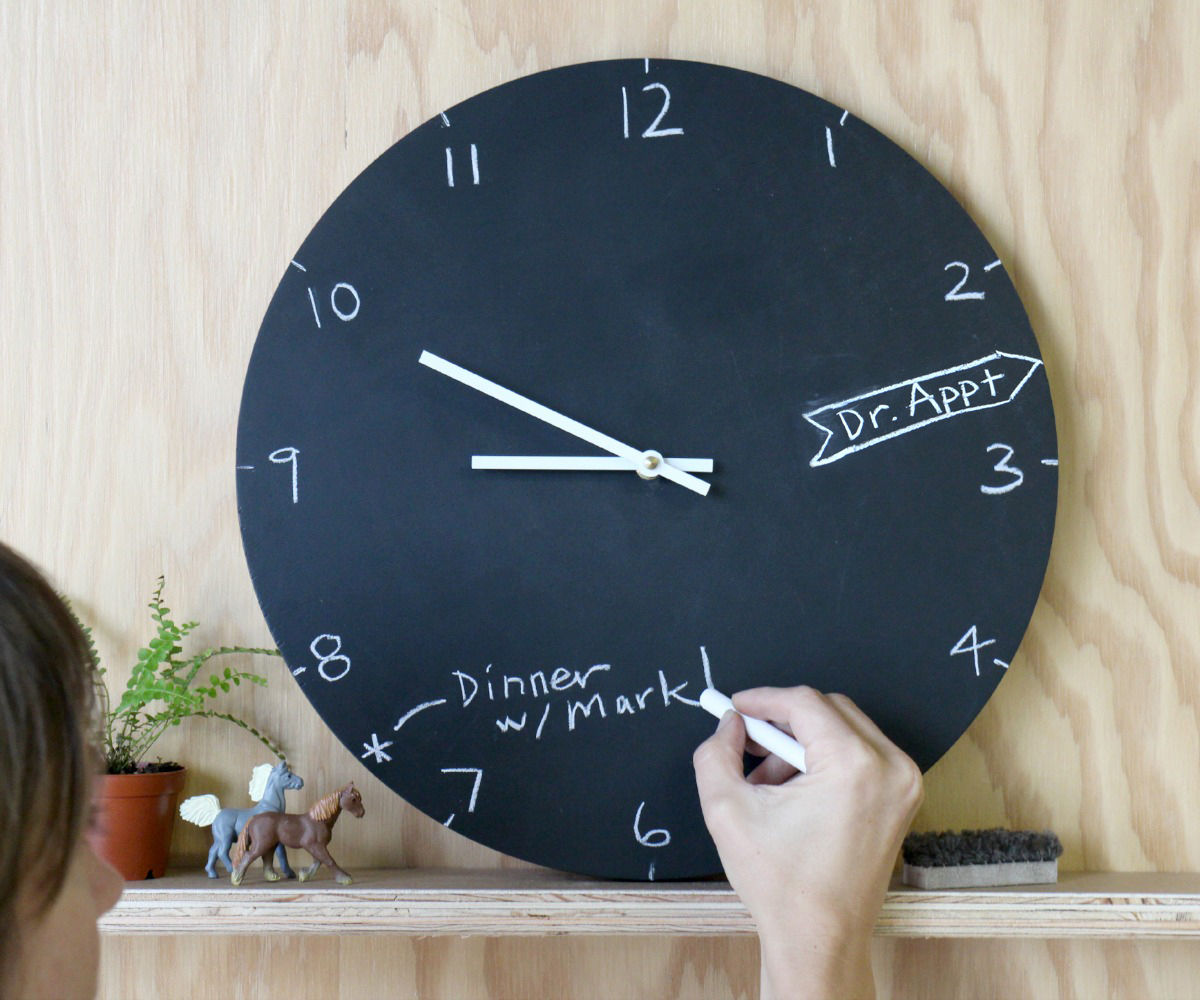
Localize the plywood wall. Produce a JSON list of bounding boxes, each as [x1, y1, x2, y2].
[[4, 1, 1199, 997]]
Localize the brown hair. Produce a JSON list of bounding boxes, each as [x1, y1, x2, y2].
[[0, 542, 99, 985]]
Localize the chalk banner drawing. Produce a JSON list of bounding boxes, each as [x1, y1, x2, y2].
[[803, 351, 1042, 467]]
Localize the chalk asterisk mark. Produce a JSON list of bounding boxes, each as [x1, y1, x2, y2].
[[361, 732, 394, 764]]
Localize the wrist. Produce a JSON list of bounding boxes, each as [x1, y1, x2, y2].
[[758, 918, 875, 1000]]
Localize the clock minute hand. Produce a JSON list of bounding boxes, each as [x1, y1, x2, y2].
[[419, 350, 711, 496]]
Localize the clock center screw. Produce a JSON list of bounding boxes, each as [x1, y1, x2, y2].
[[637, 450, 664, 480]]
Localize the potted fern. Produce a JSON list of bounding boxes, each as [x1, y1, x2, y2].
[[84, 578, 285, 880]]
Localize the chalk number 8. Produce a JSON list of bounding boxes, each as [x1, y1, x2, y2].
[[295, 633, 352, 682]]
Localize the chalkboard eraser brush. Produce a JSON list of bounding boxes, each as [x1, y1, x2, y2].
[[900, 828, 1063, 889], [698, 688, 807, 774]]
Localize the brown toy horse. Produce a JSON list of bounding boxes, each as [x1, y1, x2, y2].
[[231, 782, 364, 885]]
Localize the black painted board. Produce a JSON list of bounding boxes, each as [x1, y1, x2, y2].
[[237, 59, 1058, 880]]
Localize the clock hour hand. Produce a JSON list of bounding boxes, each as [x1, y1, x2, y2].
[[419, 350, 711, 496], [472, 456, 714, 473]]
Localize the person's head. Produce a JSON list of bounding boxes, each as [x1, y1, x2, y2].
[[0, 541, 123, 998]]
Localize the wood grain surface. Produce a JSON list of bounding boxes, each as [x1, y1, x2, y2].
[[3, 1, 1199, 997], [96, 869, 1200, 939], [96, 936, 1200, 1000]]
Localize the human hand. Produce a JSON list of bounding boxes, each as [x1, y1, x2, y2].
[[693, 686, 923, 1000]]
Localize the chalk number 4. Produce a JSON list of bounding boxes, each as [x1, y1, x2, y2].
[[950, 626, 998, 677]]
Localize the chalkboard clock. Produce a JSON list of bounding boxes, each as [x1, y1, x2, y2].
[[237, 58, 1057, 880]]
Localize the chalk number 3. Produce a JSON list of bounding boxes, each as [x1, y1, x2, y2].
[[981, 443, 1024, 495]]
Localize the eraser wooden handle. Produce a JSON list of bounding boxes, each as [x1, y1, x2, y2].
[[699, 688, 807, 774]]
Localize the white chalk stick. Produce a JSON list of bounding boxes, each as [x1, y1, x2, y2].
[[699, 688, 807, 774]]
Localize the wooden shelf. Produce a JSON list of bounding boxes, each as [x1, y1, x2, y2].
[[98, 869, 1200, 939]]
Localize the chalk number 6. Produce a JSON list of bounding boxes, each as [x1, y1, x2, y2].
[[633, 801, 671, 848]]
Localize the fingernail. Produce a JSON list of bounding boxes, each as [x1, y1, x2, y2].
[[717, 709, 735, 730]]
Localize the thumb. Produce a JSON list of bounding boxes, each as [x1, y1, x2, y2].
[[693, 710, 748, 813]]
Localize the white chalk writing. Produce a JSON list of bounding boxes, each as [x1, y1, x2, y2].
[[622, 80, 684, 139], [361, 733, 393, 763], [441, 767, 483, 813], [633, 801, 671, 848], [950, 625, 998, 677], [445, 144, 480, 187], [389, 647, 715, 747], [981, 442, 1024, 495], [394, 698, 448, 731], [805, 351, 1042, 467], [308, 633, 350, 682], [268, 447, 299, 504]]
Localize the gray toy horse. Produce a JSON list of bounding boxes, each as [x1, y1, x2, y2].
[[179, 761, 304, 879]]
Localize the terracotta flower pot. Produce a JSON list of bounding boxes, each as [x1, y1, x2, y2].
[[89, 768, 187, 880]]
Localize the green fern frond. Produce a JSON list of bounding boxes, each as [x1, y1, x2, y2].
[[84, 578, 286, 772]]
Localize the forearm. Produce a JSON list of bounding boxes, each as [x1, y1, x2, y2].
[[692, 689, 921, 1000], [759, 928, 875, 1000]]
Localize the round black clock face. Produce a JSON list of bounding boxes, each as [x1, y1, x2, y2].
[[238, 58, 1057, 880]]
